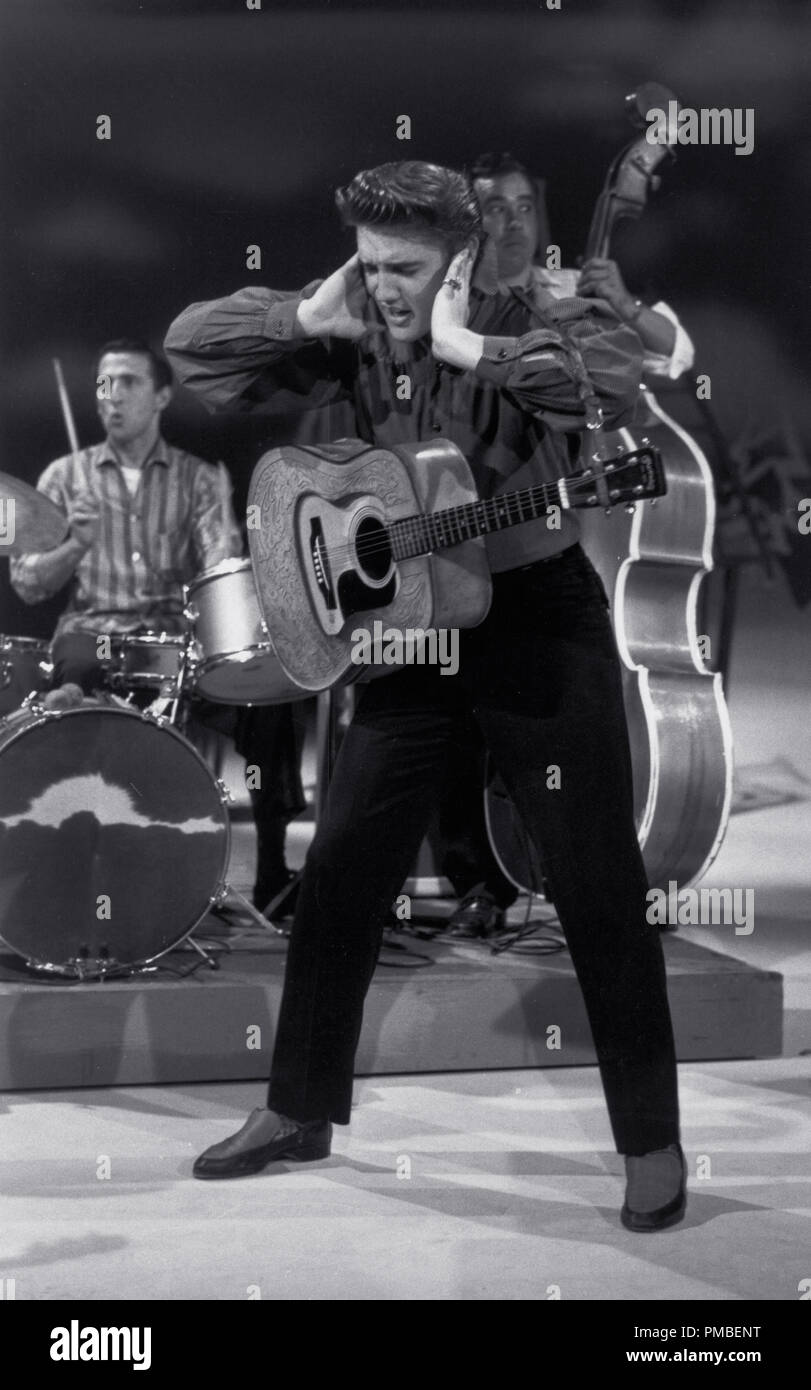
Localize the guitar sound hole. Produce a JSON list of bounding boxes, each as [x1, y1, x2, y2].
[[355, 516, 392, 582]]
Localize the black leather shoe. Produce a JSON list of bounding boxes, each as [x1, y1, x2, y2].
[[448, 887, 505, 938], [621, 1142, 686, 1232], [193, 1109, 332, 1180]]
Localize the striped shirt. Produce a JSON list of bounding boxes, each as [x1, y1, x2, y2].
[[9, 438, 243, 636]]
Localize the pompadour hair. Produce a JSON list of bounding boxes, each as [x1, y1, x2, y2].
[[335, 161, 482, 251]]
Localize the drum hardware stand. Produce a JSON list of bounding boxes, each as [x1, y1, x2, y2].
[[139, 633, 290, 939], [248, 686, 339, 922], [207, 878, 286, 934], [207, 875, 287, 938], [165, 634, 196, 725], [136, 631, 196, 726], [19, 694, 63, 721], [256, 875, 300, 925], [136, 679, 288, 942], [250, 684, 343, 923], [198, 782, 288, 940], [245, 688, 328, 924], [23, 951, 159, 982]]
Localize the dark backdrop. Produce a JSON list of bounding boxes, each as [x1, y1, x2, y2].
[[3, 0, 809, 634]]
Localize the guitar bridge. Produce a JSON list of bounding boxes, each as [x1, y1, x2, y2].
[[309, 517, 336, 611]]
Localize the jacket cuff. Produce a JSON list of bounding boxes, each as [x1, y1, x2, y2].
[[263, 296, 310, 343], [474, 335, 522, 386], [647, 300, 696, 379]]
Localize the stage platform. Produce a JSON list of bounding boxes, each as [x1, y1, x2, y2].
[[0, 913, 783, 1091]]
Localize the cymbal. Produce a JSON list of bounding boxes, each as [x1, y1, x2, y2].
[[0, 471, 69, 552]]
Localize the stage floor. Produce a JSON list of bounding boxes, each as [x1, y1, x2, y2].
[[1, 1058, 808, 1301]]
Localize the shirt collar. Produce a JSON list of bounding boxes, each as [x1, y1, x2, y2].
[[96, 436, 170, 468]]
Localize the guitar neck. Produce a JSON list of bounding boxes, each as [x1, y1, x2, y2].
[[389, 475, 574, 562]]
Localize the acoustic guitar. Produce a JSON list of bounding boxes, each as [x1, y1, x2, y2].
[[485, 83, 734, 892], [247, 435, 665, 692]]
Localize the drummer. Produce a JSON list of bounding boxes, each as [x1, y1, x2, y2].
[[9, 341, 241, 675], [9, 339, 305, 914]]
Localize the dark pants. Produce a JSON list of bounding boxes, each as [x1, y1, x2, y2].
[[433, 717, 518, 908], [51, 630, 116, 693], [267, 544, 680, 1156]]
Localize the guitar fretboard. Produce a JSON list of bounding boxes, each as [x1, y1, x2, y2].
[[389, 478, 565, 560]]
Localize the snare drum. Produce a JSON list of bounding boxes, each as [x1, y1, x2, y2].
[[107, 632, 186, 693], [0, 700, 230, 976], [185, 558, 304, 705], [0, 635, 51, 715]]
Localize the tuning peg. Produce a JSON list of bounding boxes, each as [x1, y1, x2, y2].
[[625, 503, 636, 514], [605, 507, 612, 515]]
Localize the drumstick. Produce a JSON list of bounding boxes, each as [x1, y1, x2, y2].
[[216, 461, 232, 537], [52, 358, 81, 459]]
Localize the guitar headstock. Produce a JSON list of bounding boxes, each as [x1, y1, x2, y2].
[[570, 444, 667, 512]]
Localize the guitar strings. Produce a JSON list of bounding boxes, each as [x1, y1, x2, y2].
[[314, 454, 656, 567], [331, 469, 636, 564]]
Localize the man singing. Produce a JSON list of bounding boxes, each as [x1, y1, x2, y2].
[[165, 160, 686, 1231]]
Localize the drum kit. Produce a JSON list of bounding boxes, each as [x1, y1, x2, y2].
[[0, 472, 306, 981]]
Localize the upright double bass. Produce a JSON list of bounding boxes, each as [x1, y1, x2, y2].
[[487, 84, 733, 892]]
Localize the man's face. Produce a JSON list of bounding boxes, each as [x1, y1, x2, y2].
[[474, 171, 538, 282], [356, 226, 452, 342], [96, 352, 170, 445]]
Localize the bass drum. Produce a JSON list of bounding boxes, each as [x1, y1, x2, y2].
[[0, 700, 230, 977]]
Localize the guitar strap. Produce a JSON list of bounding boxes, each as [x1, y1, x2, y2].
[[508, 284, 613, 506]]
